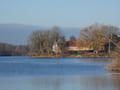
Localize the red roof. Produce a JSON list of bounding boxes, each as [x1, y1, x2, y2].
[[66, 41, 77, 47], [56, 41, 89, 47]]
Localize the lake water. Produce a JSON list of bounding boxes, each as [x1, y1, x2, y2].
[[0, 56, 120, 90]]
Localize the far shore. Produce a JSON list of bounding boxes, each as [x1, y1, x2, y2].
[[30, 55, 113, 58]]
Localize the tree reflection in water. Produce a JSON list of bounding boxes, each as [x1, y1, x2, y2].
[[30, 76, 120, 90], [111, 76, 120, 90]]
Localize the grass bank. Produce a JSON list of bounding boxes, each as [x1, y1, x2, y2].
[[30, 54, 112, 58]]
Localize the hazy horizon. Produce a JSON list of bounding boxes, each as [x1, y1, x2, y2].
[[0, 24, 81, 45]]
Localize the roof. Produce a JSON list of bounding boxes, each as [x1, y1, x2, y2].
[[67, 41, 89, 47], [66, 41, 77, 47], [56, 41, 89, 47]]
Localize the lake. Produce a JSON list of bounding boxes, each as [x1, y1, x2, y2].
[[0, 56, 119, 90]]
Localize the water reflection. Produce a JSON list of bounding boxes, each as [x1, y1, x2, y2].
[[31, 77, 63, 90], [29, 76, 120, 90], [111, 76, 120, 90], [0, 76, 120, 90], [0, 57, 118, 90]]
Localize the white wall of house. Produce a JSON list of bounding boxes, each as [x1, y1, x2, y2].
[[67, 46, 93, 51], [52, 42, 61, 53]]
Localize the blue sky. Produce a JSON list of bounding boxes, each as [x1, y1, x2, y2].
[[0, 0, 120, 28]]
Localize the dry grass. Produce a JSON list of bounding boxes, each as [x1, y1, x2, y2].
[[106, 43, 120, 72]]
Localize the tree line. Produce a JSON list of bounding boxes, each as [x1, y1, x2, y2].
[[0, 27, 76, 56], [78, 23, 120, 56], [0, 43, 29, 56], [28, 27, 67, 56], [29, 23, 120, 57], [0, 23, 120, 57]]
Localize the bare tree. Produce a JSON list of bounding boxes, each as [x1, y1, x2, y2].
[[70, 35, 76, 41], [106, 42, 120, 72], [78, 23, 119, 55], [0, 43, 29, 56], [28, 27, 65, 56]]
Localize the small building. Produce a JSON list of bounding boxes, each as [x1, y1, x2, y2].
[[52, 42, 61, 53], [66, 41, 92, 51], [52, 41, 93, 54]]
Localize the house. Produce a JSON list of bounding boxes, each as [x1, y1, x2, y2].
[[52, 41, 93, 53], [66, 41, 93, 51], [52, 42, 61, 53]]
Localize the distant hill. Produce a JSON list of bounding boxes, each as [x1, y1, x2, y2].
[[0, 24, 81, 45]]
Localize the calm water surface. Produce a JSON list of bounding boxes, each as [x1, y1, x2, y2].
[[0, 56, 119, 90]]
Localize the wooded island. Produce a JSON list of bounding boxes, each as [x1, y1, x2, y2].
[[28, 23, 120, 58]]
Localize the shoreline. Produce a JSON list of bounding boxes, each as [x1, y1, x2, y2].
[[30, 55, 113, 58]]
